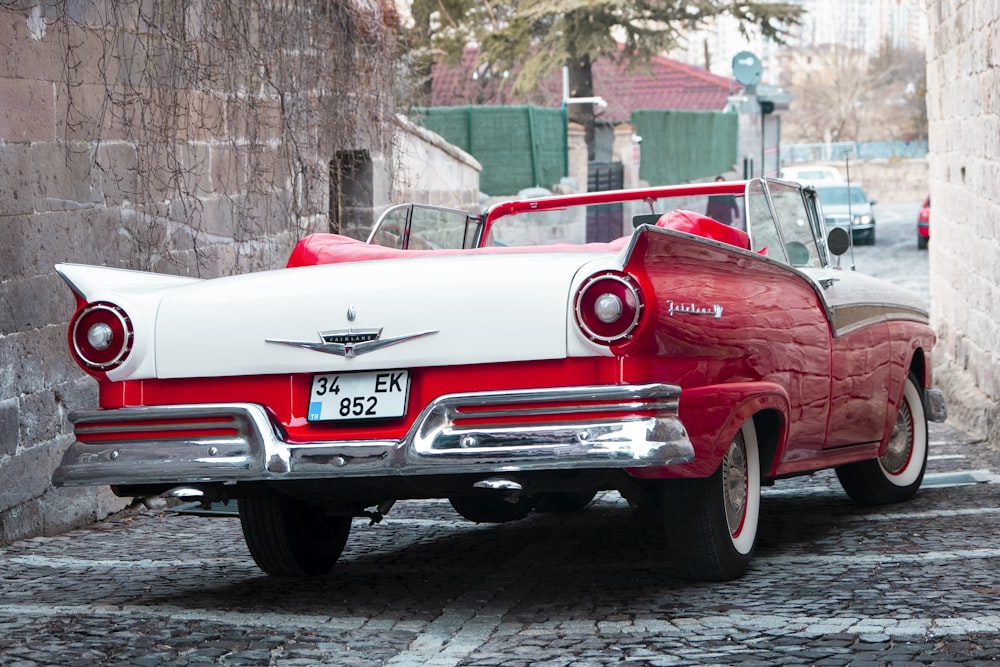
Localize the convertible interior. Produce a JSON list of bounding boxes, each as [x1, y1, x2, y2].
[[286, 209, 751, 268]]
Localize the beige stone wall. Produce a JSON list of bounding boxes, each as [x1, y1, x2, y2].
[[783, 159, 929, 205], [391, 115, 482, 212], [925, 0, 1000, 441], [0, 4, 394, 542]]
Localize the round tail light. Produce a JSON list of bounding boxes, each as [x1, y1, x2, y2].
[[70, 302, 134, 371], [575, 271, 644, 344]]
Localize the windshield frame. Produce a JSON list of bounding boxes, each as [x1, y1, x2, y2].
[[370, 181, 830, 270]]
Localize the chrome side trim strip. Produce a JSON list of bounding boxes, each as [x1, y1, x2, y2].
[[829, 303, 930, 337], [52, 384, 694, 487]]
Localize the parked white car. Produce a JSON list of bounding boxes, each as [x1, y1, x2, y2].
[[779, 165, 843, 184]]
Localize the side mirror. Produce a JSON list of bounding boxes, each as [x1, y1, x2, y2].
[[787, 241, 810, 266], [827, 226, 850, 256]]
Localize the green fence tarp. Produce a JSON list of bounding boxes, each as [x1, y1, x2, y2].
[[632, 110, 738, 186], [412, 106, 567, 196]]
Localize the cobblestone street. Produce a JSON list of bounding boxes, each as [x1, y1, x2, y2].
[[4, 0, 1000, 663], [1, 422, 998, 666]]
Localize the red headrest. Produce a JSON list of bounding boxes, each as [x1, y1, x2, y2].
[[655, 210, 751, 250]]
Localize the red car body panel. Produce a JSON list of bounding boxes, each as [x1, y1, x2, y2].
[[95, 357, 628, 444], [616, 224, 928, 478]]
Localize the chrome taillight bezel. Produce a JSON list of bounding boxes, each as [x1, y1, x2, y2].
[[70, 302, 134, 372], [574, 271, 644, 345]]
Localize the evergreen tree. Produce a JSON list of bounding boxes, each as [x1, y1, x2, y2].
[[408, 1, 803, 158]]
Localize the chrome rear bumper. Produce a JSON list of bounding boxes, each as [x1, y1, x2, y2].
[[53, 384, 694, 488]]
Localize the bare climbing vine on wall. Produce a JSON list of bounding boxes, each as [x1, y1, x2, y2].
[[7, 0, 399, 274]]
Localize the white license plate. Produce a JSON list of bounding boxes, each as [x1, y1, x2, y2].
[[307, 370, 409, 422]]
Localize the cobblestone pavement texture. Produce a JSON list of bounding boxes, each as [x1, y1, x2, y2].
[[0, 423, 998, 666]]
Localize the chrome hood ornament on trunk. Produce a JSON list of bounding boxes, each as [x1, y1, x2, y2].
[[266, 328, 438, 358]]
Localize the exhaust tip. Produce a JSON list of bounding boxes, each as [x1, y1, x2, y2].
[[163, 486, 205, 499], [473, 477, 523, 492]]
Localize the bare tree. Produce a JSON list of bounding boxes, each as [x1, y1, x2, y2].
[[781, 42, 927, 144]]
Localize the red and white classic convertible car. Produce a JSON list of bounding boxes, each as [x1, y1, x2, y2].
[[54, 179, 946, 581]]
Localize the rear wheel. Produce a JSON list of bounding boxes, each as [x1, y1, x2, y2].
[[238, 496, 352, 576], [661, 420, 760, 581], [449, 494, 535, 523], [836, 372, 928, 505]]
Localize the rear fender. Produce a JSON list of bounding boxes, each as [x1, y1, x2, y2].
[[876, 326, 938, 457], [54, 264, 201, 381], [627, 382, 789, 479], [877, 345, 929, 457]]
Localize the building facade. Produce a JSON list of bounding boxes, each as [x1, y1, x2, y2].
[[669, 0, 928, 84]]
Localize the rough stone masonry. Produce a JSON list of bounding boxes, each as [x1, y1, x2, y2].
[[925, 0, 1000, 446], [0, 2, 398, 544]]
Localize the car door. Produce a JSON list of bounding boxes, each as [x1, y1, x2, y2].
[[790, 185, 893, 448], [802, 268, 894, 447], [755, 181, 890, 450], [743, 180, 833, 455]]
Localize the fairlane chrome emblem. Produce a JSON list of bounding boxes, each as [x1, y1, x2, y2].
[[666, 300, 724, 320], [266, 327, 437, 358], [322, 328, 381, 345]]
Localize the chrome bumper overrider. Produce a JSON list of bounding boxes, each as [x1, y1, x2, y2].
[[925, 388, 948, 423], [52, 384, 694, 487]]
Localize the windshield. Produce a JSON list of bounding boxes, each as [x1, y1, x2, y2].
[[484, 191, 746, 247], [369, 204, 481, 249], [815, 185, 868, 206], [372, 182, 828, 268]]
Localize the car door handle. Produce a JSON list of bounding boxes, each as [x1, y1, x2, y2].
[[819, 278, 839, 289]]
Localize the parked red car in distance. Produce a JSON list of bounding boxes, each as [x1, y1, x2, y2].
[[918, 196, 930, 249]]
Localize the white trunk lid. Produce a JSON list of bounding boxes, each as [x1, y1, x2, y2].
[[152, 252, 607, 379]]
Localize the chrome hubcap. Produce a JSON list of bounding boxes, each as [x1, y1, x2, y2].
[[882, 398, 914, 474], [721, 433, 748, 535]]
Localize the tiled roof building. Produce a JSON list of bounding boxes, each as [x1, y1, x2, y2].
[[430, 48, 739, 122]]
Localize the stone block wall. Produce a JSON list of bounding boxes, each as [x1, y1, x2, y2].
[[1, 9, 132, 542], [0, 3, 398, 543], [925, 0, 1000, 442], [391, 115, 483, 212]]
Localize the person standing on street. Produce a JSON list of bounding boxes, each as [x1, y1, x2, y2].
[[706, 175, 742, 229]]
